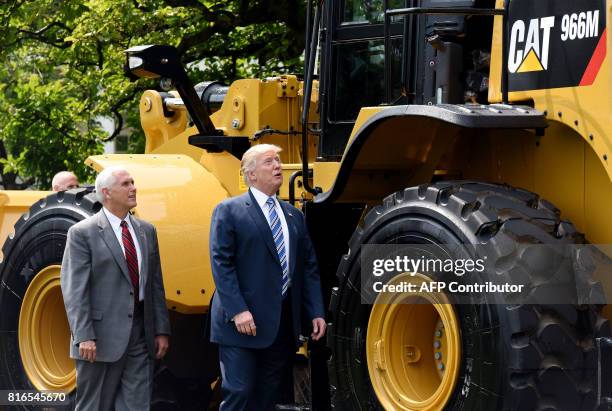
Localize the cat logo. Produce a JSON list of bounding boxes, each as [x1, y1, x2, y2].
[[508, 16, 555, 73], [506, 1, 604, 91]]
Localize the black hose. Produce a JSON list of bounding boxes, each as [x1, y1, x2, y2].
[[304, 0, 312, 82]]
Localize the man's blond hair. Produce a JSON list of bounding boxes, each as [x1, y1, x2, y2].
[[240, 144, 282, 186]]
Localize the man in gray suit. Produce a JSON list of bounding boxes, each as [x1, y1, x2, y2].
[[61, 165, 171, 410]]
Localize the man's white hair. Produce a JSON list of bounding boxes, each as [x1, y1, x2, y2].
[[95, 166, 129, 203], [51, 171, 77, 191], [241, 144, 282, 186]]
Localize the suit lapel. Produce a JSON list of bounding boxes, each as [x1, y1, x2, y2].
[[245, 191, 281, 265], [278, 200, 298, 276], [130, 215, 149, 288], [97, 211, 132, 286]]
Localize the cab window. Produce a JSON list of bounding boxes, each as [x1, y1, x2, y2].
[[343, 0, 405, 24]]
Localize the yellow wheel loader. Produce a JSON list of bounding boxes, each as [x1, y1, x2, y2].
[[1, 0, 611, 409]]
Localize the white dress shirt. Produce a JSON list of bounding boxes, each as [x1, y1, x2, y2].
[[102, 207, 144, 301], [250, 187, 290, 278]]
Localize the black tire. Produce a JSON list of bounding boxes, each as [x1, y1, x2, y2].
[[328, 181, 610, 411], [0, 187, 99, 409]]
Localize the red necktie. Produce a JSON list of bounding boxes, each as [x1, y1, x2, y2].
[[120, 220, 139, 300]]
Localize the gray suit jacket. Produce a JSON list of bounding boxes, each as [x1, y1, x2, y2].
[[60, 210, 171, 363]]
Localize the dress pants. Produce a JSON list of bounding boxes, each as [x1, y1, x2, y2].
[[74, 307, 152, 411], [219, 294, 295, 411]]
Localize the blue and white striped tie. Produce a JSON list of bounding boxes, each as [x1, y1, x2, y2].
[[266, 197, 289, 297]]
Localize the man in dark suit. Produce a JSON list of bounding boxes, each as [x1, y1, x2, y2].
[[210, 144, 326, 410], [61, 165, 171, 410]]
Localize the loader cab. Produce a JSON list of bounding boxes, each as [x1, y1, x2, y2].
[[317, 0, 493, 159], [318, 0, 405, 159]]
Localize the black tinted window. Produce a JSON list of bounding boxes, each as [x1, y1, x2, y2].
[[332, 38, 402, 121], [343, 0, 405, 23]]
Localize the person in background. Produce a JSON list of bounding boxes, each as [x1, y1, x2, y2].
[[52, 171, 79, 191]]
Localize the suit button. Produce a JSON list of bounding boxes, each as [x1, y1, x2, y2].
[[130, 291, 134, 296], [128, 314, 133, 318]]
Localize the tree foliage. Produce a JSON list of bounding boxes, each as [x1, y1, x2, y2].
[[0, 0, 307, 188]]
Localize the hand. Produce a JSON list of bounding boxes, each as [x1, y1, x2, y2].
[[155, 335, 169, 359], [233, 311, 256, 336], [79, 340, 96, 363], [311, 317, 326, 341]]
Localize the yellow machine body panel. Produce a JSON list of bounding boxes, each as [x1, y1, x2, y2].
[[140, 76, 319, 200], [485, 0, 612, 244], [0, 191, 50, 260], [140, 90, 189, 154], [85, 154, 230, 314], [326, 105, 612, 243], [149, 134, 311, 201], [313, 162, 341, 194], [489, 0, 612, 182], [141, 77, 319, 169]]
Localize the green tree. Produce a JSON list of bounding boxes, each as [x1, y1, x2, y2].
[[0, 0, 307, 189]]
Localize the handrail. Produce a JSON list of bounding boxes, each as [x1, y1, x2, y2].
[[301, 1, 323, 196]]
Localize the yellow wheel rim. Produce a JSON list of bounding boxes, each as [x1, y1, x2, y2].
[[18, 265, 76, 392], [367, 273, 461, 411]]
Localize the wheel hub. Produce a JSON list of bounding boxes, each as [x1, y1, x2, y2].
[[18, 265, 76, 391], [366, 273, 461, 410]]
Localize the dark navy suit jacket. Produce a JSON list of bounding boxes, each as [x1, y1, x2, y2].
[[209, 190, 325, 349]]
